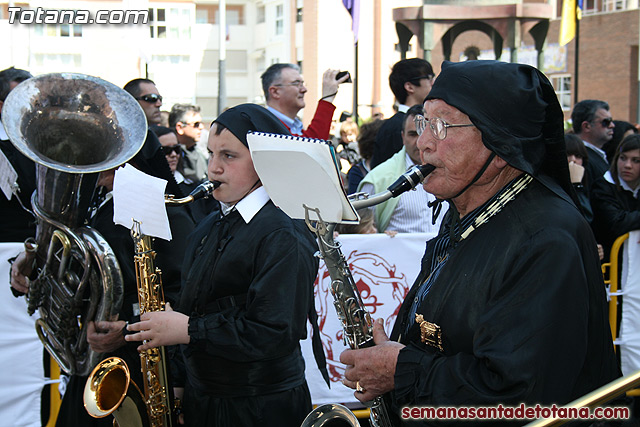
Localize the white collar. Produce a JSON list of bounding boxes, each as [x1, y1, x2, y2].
[[397, 104, 410, 114], [582, 140, 607, 162], [605, 170, 640, 197], [173, 170, 185, 184], [219, 186, 270, 223]]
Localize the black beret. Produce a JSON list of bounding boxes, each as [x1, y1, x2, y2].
[[213, 103, 290, 146]]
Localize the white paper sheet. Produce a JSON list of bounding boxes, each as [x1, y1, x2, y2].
[[0, 149, 18, 201], [112, 164, 172, 240], [247, 132, 358, 224]]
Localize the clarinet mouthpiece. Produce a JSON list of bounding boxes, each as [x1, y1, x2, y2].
[[387, 164, 435, 197], [188, 181, 221, 201]]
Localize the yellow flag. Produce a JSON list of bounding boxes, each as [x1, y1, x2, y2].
[[559, 0, 577, 46]]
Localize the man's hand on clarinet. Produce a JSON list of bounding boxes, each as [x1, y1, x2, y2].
[[340, 318, 404, 403]]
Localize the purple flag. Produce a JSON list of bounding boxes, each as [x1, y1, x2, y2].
[[342, 0, 360, 43]]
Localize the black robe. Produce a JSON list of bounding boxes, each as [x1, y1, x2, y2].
[[583, 146, 610, 196], [175, 199, 319, 426], [0, 139, 36, 242], [590, 176, 640, 262], [388, 178, 619, 425], [371, 111, 405, 168]]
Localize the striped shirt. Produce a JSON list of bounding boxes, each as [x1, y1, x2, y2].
[[360, 153, 444, 233]]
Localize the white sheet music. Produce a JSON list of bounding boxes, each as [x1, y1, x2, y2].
[[112, 164, 172, 240], [247, 132, 358, 224], [0, 149, 18, 201]]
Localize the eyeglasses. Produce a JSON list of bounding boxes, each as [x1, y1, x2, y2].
[[408, 75, 435, 84], [161, 145, 182, 156], [273, 80, 305, 89], [597, 117, 614, 127], [414, 115, 475, 140], [136, 93, 163, 103], [182, 121, 203, 128]]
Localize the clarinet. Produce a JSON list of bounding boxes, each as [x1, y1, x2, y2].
[[304, 164, 434, 427]]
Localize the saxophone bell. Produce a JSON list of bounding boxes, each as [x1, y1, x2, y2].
[[300, 403, 360, 427], [83, 357, 150, 427]]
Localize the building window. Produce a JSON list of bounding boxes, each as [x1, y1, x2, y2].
[[582, 0, 598, 15], [196, 5, 244, 25], [257, 56, 265, 72], [226, 50, 248, 71], [275, 4, 284, 35], [199, 50, 247, 72], [196, 8, 209, 24], [149, 7, 191, 39], [551, 75, 572, 111], [151, 55, 190, 65], [257, 5, 265, 23], [296, 8, 303, 23], [603, 0, 627, 11], [34, 53, 81, 69], [34, 22, 82, 38]]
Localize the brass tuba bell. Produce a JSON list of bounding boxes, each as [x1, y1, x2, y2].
[[2, 72, 148, 376]]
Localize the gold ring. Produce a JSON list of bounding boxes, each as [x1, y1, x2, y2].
[[356, 381, 365, 393]]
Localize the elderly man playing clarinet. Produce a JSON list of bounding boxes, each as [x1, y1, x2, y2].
[[340, 60, 620, 426]]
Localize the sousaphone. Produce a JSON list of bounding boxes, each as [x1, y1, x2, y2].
[[2, 73, 147, 376]]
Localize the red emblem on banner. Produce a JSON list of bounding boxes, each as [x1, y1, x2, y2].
[[313, 249, 411, 383]]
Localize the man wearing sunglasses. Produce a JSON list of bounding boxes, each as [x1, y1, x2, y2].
[[122, 78, 182, 199], [571, 99, 615, 191], [124, 78, 164, 126], [261, 63, 349, 140], [169, 103, 208, 183], [371, 58, 435, 168]]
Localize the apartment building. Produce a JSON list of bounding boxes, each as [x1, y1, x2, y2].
[[1, 1, 639, 125], [0, 0, 423, 126]]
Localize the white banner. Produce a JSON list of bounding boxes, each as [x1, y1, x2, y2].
[[302, 232, 433, 406], [620, 231, 640, 376], [0, 233, 434, 418], [0, 243, 45, 427]]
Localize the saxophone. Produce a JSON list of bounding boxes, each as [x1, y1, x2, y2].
[[301, 165, 435, 427], [84, 181, 219, 426]]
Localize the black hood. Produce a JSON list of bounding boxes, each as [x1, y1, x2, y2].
[[427, 60, 575, 204]]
